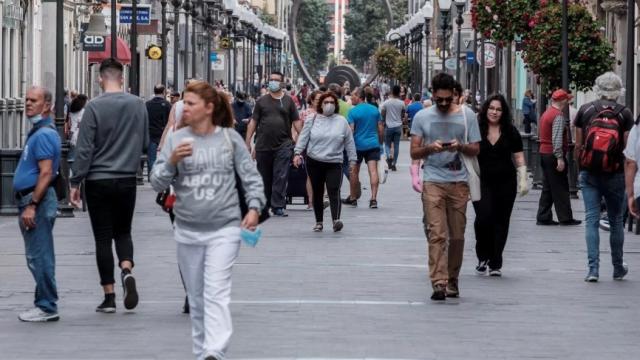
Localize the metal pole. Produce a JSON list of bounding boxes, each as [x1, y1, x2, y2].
[[173, 1, 181, 91], [455, 7, 463, 81], [561, 0, 569, 91], [441, 12, 448, 72], [56, 0, 73, 218], [131, 0, 138, 95], [480, 36, 485, 101], [184, 6, 190, 83], [506, 41, 512, 108], [424, 19, 430, 89], [257, 32, 262, 90], [207, 27, 212, 84], [471, 29, 478, 107], [191, 10, 197, 78], [111, 0, 117, 58], [625, 0, 635, 112], [161, 1, 168, 87]]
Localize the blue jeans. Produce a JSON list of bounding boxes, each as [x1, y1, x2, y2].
[[17, 187, 58, 313], [384, 126, 402, 166], [579, 171, 625, 275], [147, 141, 159, 174]]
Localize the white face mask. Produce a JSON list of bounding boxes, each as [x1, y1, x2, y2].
[[28, 114, 43, 125], [322, 103, 335, 116]]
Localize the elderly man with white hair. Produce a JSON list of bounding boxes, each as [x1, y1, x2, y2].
[[574, 71, 635, 283]]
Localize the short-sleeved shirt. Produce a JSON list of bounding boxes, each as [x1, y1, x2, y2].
[[623, 118, 640, 197], [381, 98, 406, 128], [13, 119, 62, 192], [478, 125, 523, 183], [338, 99, 352, 118], [347, 103, 382, 151], [574, 100, 634, 173], [252, 93, 299, 151], [410, 106, 481, 183], [407, 102, 423, 122]]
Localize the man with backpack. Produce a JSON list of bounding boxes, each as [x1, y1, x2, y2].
[[536, 89, 582, 226], [575, 72, 634, 282]]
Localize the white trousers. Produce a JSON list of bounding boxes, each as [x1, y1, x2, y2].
[[176, 229, 241, 360]]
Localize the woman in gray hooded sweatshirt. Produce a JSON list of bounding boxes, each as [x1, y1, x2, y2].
[[150, 81, 265, 360], [294, 92, 357, 232]]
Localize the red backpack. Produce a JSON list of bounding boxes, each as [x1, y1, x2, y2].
[[579, 103, 625, 172]]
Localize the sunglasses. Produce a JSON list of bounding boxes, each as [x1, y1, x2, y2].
[[434, 96, 454, 105]]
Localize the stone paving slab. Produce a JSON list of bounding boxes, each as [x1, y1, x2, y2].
[[1, 145, 639, 360]]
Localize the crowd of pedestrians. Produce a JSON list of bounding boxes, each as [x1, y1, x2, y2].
[[11, 57, 640, 359]]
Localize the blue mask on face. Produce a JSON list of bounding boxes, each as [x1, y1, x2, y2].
[[268, 81, 281, 93], [28, 114, 43, 125]]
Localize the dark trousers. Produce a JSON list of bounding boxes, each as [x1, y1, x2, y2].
[[537, 154, 574, 223], [473, 178, 517, 270], [306, 157, 342, 223], [256, 145, 293, 210], [523, 113, 537, 134], [85, 177, 137, 286]]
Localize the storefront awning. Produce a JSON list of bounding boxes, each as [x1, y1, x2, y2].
[[88, 36, 132, 65]]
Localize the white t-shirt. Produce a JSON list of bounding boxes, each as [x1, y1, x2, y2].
[[69, 109, 85, 146], [623, 124, 640, 198]]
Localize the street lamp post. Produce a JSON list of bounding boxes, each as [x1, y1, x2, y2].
[[191, 7, 199, 79], [422, 3, 434, 89], [454, 0, 465, 81], [561, 0, 568, 92], [625, 0, 635, 112], [231, 13, 239, 93], [438, 0, 452, 72], [257, 30, 263, 93], [161, 0, 168, 87], [172, 0, 182, 90], [183, 1, 191, 83], [111, 0, 117, 57], [130, 0, 138, 95]]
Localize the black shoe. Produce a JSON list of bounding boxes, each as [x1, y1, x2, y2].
[[96, 293, 116, 313], [475, 260, 488, 275], [446, 279, 459, 298], [536, 220, 559, 226], [333, 220, 344, 232], [430, 283, 446, 301], [369, 199, 378, 209], [204, 357, 219, 360], [560, 219, 582, 226], [390, 165, 397, 172], [341, 197, 357, 207], [121, 269, 139, 310], [182, 296, 190, 314]]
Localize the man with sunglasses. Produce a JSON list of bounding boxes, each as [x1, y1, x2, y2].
[[410, 73, 481, 301]]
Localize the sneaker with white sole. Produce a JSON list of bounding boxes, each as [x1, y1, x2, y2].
[[122, 270, 139, 310], [489, 269, 502, 277], [475, 260, 488, 275], [96, 293, 116, 313], [613, 263, 629, 280], [18, 307, 59, 322]]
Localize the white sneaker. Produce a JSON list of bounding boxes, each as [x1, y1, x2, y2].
[[18, 307, 59, 322]]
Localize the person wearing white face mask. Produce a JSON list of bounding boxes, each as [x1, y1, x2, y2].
[[245, 71, 301, 217], [293, 92, 357, 232], [13, 86, 61, 322]]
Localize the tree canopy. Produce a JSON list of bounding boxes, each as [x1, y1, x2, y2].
[[296, 0, 332, 77]]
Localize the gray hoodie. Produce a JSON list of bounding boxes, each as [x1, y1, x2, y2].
[[150, 126, 265, 233], [294, 113, 357, 164]]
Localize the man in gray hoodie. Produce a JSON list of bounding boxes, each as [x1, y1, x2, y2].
[[70, 58, 149, 313]]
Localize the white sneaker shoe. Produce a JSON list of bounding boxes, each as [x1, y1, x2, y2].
[[18, 307, 59, 322]]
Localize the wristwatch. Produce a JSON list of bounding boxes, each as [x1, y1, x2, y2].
[[28, 199, 39, 207]]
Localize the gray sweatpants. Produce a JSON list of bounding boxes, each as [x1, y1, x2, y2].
[[176, 229, 241, 360]]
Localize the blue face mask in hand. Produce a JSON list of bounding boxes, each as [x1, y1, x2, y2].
[[240, 227, 262, 247]]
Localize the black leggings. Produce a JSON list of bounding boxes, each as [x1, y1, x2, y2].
[[85, 177, 137, 286], [306, 157, 342, 223], [472, 178, 517, 270]]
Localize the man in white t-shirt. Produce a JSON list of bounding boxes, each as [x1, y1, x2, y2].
[[380, 85, 407, 172]]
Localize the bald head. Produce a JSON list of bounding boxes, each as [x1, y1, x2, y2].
[[25, 86, 53, 118]]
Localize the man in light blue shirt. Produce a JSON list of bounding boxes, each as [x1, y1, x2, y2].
[[410, 73, 481, 302], [343, 87, 384, 208]]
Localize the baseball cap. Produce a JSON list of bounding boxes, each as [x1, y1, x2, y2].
[[551, 89, 573, 101]]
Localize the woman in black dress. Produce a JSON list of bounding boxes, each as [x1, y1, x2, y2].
[[474, 94, 529, 276]]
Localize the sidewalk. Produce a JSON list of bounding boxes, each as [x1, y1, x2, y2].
[[1, 145, 639, 359]]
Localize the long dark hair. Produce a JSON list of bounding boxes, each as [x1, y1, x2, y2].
[[478, 94, 512, 138], [69, 94, 88, 113]]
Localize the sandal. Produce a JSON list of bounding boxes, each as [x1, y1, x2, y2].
[[313, 223, 323, 232]]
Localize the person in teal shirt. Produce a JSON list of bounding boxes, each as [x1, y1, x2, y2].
[[343, 87, 384, 208]]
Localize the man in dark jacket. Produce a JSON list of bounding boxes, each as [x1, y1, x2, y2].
[[146, 84, 172, 172], [232, 92, 253, 140]]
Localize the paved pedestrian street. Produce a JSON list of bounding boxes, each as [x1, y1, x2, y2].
[[1, 148, 639, 360]]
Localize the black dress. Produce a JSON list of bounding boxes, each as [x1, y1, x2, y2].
[[472, 125, 523, 270]]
